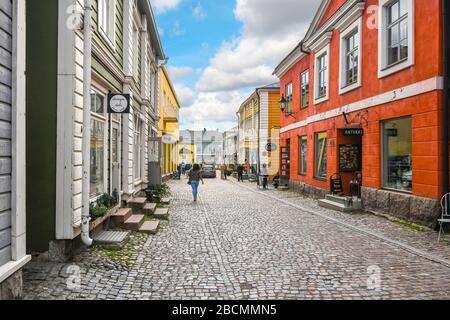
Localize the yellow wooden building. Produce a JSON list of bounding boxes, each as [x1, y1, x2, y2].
[[159, 66, 181, 175], [237, 83, 280, 176]]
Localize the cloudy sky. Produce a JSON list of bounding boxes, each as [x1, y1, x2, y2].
[[152, 0, 321, 131]]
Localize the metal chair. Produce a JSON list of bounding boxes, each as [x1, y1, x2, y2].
[[438, 193, 450, 242]]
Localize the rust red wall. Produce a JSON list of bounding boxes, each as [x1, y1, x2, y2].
[[279, 0, 444, 200]]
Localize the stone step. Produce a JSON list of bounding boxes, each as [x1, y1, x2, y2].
[[111, 208, 133, 224], [128, 197, 148, 214], [143, 203, 157, 215], [154, 208, 170, 220], [139, 220, 160, 235], [161, 197, 172, 205], [124, 214, 145, 231], [326, 194, 353, 207], [93, 231, 129, 250], [318, 199, 354, 213]]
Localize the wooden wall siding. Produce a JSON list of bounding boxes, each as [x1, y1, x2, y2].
[[92, 0, 124, 69], [0, 0, 12, 267]]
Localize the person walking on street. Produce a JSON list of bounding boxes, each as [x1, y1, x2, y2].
[[188, 164, 204, 202], [223, 165, 228, 180], [260, 163, 269, 190], [237, 164, 244, 182], [244, 159, 249, 175]]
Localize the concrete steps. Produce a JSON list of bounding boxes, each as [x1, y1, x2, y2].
[[124, 214, 145, 231], [161, 198, 172, 205], [318, 199, 353, 212], [128, 197, 147, 213], [111, 208, 133, 224], [139, 220, 160, 235], [93, 230, 130, 250], [318, 195, 362, 213], [143, 203, 157, 215], [154, 208, 170, 220]]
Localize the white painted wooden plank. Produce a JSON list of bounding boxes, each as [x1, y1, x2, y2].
[[0, 210, 10, 230], [0, 228, 11, 248], [0, 245, 11, 265]]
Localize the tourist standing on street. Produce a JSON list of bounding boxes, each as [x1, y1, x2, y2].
[[237, 164, 244, 182], [244, 159, 249, 175], [188, 164, 204, 202]]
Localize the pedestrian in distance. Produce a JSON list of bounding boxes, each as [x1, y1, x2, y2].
[[237, 164, 244, 182], [260, 163, 269, 190], [188, 164, 204, 202]]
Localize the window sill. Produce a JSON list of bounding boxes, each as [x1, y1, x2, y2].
[[314, 176, 327, 182], [314, 95, 329, 105], [378, 59, 414, 79], [381, 187, 413, 196], [339, 82, 361, 95]]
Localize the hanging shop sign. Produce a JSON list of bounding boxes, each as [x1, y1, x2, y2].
[[162, 134, 178, 145], [343, 128, 364, 137], [266, 143, 277, 152], [108, 93, 131, 114]]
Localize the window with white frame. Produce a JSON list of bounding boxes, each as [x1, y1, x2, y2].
[[90, 91, 107, 198], [98, 0, 116, 47], [134, 114, 143, 181], [339, 18, 362, 94], [378, 0, 414, 78], [285, 82, 293, 114], [300, 70, 309, 108], [314, 46, 329, 103]]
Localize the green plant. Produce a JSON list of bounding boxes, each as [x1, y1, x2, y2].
[[145, 184, 171, 203], [89, 192, 119, 219]]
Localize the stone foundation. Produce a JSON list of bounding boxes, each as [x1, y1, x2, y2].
[[289, 180, 327, 200], [0, 270, 23, 300], [361, 187, 441, 228], [49, 236, 84, 262]]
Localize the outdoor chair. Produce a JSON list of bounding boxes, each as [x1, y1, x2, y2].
[[438, 193, 450, 242]]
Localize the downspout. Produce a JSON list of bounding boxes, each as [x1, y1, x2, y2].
[[443, 0, 449, 197], [256, 90, 261, 175], [300, 41, 310, 55], [81, 0, 93, 247]]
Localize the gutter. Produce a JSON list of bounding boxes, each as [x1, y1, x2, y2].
[[81, 0, 93, 247], [443, 0, 449, 197]]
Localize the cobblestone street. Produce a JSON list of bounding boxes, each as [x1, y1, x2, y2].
[[23, 177, 450, 300]]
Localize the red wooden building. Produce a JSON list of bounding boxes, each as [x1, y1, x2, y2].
[[274, 0, 449, 227]]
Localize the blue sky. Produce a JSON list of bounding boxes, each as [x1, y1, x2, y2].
[[152, 0, 320, 131]]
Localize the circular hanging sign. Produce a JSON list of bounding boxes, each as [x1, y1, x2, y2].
[[266, 143, 277, 152], [108, 94, 131, 114], [162, 134, 177, 145]]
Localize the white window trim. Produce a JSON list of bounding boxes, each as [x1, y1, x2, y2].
[[339, 17, 362, 95], [98, 0, 116, 51], [89, 90, 108, 201], [314, 44, 330, 105], [378, 0, 415, 79]]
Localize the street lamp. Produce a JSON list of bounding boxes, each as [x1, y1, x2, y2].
[[279, 95, 287, 113]]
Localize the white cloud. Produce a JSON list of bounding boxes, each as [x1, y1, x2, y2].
[[172, 20, 186, 36], [196, 0, 320, 92], [177, 0, 320, 130], [193, 2, 206, 21], [152, 0, 182, 14], [167, 66, 194, 82], [180, 90, 251, 130], [174, 84, 196, 107]]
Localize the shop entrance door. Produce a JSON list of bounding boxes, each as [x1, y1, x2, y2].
[[110, 120, 121, 198], [280, 139, 291, 186], [337, 128, 363, 195]]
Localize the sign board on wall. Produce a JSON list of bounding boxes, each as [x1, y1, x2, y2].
[[343, 128, 364, 137], [108, 93, 131, 114]]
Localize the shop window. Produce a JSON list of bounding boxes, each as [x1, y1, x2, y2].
[[90, 92, 106, 198], [300, 70, 309, 109], [299, 136, 307, 175], [378, 0, 414, 78], [382, 117, 412, 192], [98, 0, 116, 48], [315, 132, 327, 180]]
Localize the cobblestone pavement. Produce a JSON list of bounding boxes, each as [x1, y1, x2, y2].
[[23, 177, 450, 300]]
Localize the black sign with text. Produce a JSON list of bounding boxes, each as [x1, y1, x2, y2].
[[343, 128, 364, 136]]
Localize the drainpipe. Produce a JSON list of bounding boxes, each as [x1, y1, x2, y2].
[[443, 0, 449, 197], [81, 0, 93, 247]]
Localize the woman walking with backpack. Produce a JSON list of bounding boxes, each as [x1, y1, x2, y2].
[[188, 164, 204, 202]]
